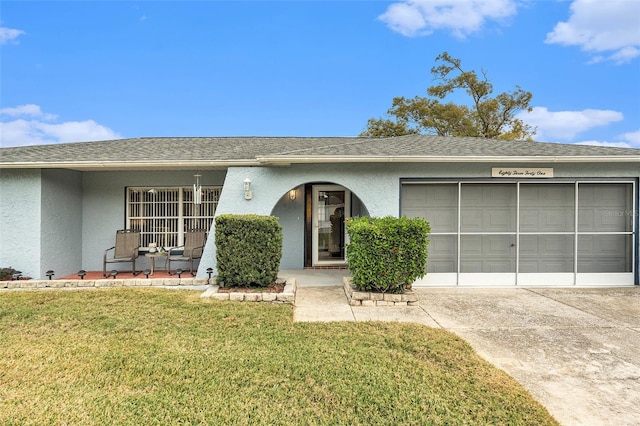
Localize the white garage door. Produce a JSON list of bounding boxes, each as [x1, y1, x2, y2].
[[401, 181, 636, 286]]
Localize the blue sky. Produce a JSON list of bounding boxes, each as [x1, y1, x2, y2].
[[1, 0, 639, 148]]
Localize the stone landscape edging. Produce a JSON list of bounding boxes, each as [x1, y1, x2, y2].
[[343, 277, 419, 306], [200, 278, 297, 303], [0, 277, 210, 289]]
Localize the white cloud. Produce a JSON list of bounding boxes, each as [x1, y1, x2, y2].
[[378, 0, 518, 38], [1, 104, 57, 121], [546, 0, 640, 64], [0, 104, 121, 147], [518, 106, 624, 140], [575, 140, 636, 148], [0, 26, 25, 44], [583, 129, 640, 148], [619, 129, 640, 146]]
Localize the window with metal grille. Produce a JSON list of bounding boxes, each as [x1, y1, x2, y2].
[[126, 186, 221, 249]]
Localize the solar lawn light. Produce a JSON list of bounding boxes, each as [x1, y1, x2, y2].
[[206, 267, 213, 279], [110, 270, 118, 279], [78, 270, 86, 280], [45, 270, 54, 280], [176, 268, 183, 279], [143, 269, 151, 279]]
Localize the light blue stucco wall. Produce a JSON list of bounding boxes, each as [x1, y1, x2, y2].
[[40, 169, 83, 278], [271, 186, 305, 269], [196, 161, 640, 278], [0, 169, 42, 278], [2, 160, 638, 280], [82, 170, 226, 272], [197, 164, 401, 277]]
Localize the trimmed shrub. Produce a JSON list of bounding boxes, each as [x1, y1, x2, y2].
[[215, 214, 283, 287], [0, 267, 23, 281], [346, 216, 430, 293]]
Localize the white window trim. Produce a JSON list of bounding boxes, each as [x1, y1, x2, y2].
[[126, 186, 221, 250]]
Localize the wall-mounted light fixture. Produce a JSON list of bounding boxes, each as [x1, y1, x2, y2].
[[288, 189, 297, 201], [193, 173, 202, 205], [243, 178, 252, 200]]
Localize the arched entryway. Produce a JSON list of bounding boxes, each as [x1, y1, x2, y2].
[[271, 182, 369, 269]]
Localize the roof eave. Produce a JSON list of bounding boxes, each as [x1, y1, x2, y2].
[[0, 160, 261, 171], [256, 155, 640, 165]]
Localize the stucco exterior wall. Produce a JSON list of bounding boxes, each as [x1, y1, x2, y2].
[[196, 161, 639, 278], [1, 159, 637, 281], [0, 169, 42, 278], [40, 170, 83, 279], [271, 186, 305, 269], [81, 170, 226, 272]]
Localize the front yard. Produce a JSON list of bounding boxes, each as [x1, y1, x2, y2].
[[0, 288, 557, 425]]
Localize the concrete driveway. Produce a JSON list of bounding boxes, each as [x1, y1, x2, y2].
[[294, 283, 640, 426], [416, 287, 640, 426]]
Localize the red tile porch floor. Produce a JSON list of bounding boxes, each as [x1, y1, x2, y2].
[[59, 270, 186, 280]]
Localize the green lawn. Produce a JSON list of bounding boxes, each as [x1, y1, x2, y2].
[[0, 289, 558, 425]]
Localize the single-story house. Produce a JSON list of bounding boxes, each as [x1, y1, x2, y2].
[[1, 135, 638, 286]]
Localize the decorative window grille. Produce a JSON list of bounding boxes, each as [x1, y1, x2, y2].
[[126, 186, 221, 249]]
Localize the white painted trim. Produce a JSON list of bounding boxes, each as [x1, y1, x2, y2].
[[414, 273, 457, 287], [518, 273, 575, 286], [576, 273, 634, 286], [413, 272, 635, 287], [459, 273, 517, 286], [257, 155, 640, 165], [311, 185, 351, 266], [0, 160, 259, 171]]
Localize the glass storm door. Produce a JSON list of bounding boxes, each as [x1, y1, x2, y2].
[[312, 185, 351, 265]]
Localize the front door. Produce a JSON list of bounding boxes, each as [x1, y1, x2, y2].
[[312, 185, 350, 266]]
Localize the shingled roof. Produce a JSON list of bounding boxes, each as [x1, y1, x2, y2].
[[1, 135, 638, 170]]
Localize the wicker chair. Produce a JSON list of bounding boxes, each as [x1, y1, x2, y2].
[[103, 229, 141, 277], [166, 229, 207, 276]]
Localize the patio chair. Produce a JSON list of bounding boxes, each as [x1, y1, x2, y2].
[[103, 229, 141, 278], [166, 229, 207, 276]]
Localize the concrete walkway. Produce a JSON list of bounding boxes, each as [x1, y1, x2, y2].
[[290, 273, 640, 426]]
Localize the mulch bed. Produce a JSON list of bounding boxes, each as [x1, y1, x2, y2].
[[217, 280, 286, 293]]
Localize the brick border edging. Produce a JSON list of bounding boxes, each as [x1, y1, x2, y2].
[[343, 277, 419, 306], [200, 278, 296, 304], [0, 278, 210, 289]]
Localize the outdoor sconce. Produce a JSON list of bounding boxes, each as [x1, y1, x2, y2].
[[243, 178, 252, 200], [78, 270, 86, 280], [110, 270, 118, 279], [288, 189, 297, 201], [45, 270, 55, 280], [176, 268, 184, 279], [143, 269, 151, 279]]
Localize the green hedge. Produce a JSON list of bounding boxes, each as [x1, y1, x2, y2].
[[346, 216, 430, 293], [215, 214, 283, 287], [0, 267, 21, 281]]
